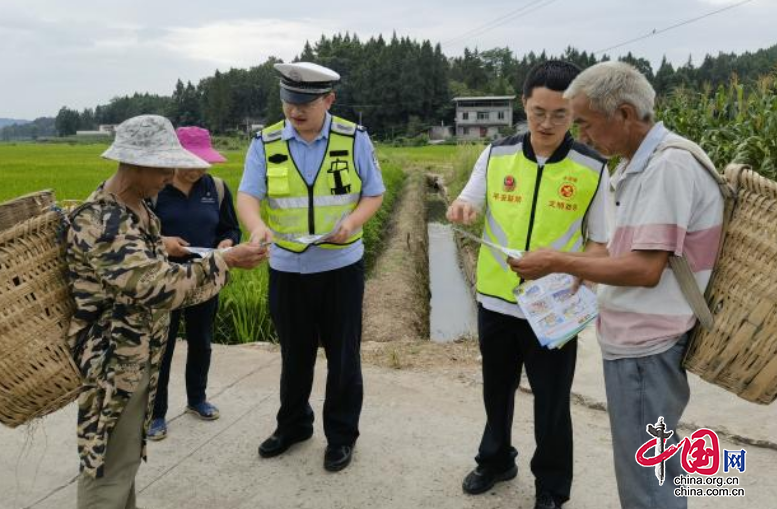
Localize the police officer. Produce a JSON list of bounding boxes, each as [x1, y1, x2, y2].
[[447, 61, 610, 509], [237, 62, 385, 472]]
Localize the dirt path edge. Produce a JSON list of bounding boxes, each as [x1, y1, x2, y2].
[[363, 171, 429, 342]]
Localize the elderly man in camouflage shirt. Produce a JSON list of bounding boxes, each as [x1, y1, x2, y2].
[[66, 114, 267, 509]]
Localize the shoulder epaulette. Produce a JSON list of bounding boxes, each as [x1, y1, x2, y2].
[[331, 120, 357, 137], [261, 129, 283, 143]]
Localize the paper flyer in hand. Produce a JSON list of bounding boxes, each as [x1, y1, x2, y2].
[[275, 213, 350, 246], [181, 246, 233, 257], [514, 273, 598, 349], [182, 246, 215, 257], [452, 227, 523, 259]]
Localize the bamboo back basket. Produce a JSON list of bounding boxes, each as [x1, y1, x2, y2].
[[684, 164, 777, 404], [0, 191, 82, 428]]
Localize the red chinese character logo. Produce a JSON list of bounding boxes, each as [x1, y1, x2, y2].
[[681, 429, 720, 475], [559, 183, 576, 199], [636, 418, 721, 486]]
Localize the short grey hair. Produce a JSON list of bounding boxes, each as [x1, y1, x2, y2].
[[564, 61, 656, 121]]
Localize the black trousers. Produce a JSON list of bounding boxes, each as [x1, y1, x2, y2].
[[154, 295, 219, 419], [269, 260, 365, 447], [476, 305, 577, 502]]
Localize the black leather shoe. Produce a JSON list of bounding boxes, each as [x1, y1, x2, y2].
[[535, 491, 563, 509], [324, 444, 353, 472], [258, 430, 313, 458], [462, 464, 518, 494]]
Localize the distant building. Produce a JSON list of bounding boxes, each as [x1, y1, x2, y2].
[[98, 124, 117, 133], [236, 118, 264, 135], [428, 125, 454, 141], [453, 96, 516, 141], [75, 130, 111, 136]]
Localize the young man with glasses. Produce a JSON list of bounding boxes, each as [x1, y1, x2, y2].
[[447, 61, 610, 509], [237, 62, 384, 472]]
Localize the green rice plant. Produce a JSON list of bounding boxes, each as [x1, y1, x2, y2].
[[362, 157, 407, 271], [442, 144, 487, 242], [377, 145, 457, 170], [214, 265, 276, 344], [449, 143, 485, 198], [0, 143, 114, 202]]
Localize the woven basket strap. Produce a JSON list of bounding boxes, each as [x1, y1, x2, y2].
[[667, 257, 714, 329], [654, 140, 738, 330]]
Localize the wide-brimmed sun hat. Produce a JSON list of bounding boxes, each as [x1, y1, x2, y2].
[[101, 115, 210, 169], [176, 126, 226, 164]]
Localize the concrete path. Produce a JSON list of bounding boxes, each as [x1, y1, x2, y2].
[[1, 341, 775, 509]]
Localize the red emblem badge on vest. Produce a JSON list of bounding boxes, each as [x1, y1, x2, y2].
[[503, 175, 516, 192], [559, 183, 576, 199]]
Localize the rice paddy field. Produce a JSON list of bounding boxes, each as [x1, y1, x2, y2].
[[0, 143, 246, 202], [0, 141, 432, 344]]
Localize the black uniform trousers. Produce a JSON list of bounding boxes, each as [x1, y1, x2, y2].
[[476, 304, 577, 503], [154, 295, 219, 419], [269, 260, 365, 447]]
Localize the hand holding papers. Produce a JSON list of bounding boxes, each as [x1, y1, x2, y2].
[[514, 273, 598, 349], [181, 246, 214, 257], [181, 246, 234, 257], [273, 213, 351, 246], [451, 225, 595, 349]]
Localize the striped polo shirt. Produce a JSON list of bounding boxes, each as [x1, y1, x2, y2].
[[596, 122, 725, 360]]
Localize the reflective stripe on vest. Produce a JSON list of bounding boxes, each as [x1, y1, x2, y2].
[[476, 142, 604, 303], [260, 116, 363, 253]]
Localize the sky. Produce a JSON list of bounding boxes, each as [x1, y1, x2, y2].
[[1, 0, 775, 119]]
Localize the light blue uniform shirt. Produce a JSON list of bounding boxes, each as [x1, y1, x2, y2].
[[239, 112, 385, 274]]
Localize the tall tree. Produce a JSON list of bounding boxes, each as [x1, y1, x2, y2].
[[55, 107, 80, 136]]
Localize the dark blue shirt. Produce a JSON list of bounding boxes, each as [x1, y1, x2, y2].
[[153, 174, 241, 262]]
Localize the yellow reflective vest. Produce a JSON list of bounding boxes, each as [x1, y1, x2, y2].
[[476, 132, 606, 303], [260, 116, 363, 253]]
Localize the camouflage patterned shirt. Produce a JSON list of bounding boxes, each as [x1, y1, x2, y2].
[[66, 185, 229, 478]]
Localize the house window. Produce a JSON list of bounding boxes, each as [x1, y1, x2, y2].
[[462, 112, 469, 120], [463, 127, 470, 135], [477, 111, 489, 120], [498, 111, 505, 120]]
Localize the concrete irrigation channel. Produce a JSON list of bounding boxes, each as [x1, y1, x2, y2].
[[425, 175, 477, 343]]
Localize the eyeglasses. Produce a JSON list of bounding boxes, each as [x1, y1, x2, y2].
[[527, 109, 570, 126]]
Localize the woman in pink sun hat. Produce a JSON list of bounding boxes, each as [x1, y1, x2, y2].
[[149, 126, 241, 440], [176, 126, 227, 163]]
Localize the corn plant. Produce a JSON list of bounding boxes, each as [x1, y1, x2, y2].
[[658, 73, 777, 178]]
